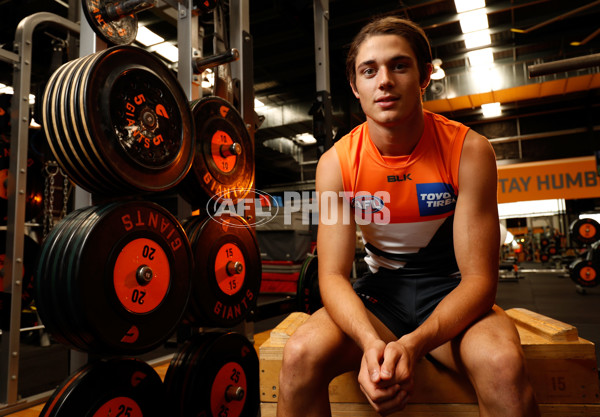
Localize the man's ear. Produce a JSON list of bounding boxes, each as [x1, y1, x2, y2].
[[350, 82, 360, 99], [421, 63, 433, 89]]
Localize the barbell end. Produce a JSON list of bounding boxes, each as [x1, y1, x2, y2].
[[192, 48, 241, 74]]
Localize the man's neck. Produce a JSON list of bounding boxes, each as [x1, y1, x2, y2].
[[367, 110, 425, 157]]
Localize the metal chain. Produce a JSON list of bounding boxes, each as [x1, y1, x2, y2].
[[43, 161, 59, 240], [61, 168, 69, 220]]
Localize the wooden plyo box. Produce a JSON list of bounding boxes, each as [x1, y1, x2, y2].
[[260, 309, 600, 417]]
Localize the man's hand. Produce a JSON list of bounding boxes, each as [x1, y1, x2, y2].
[[357, 339, 415, 415]]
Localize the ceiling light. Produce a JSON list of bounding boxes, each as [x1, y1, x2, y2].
[[454, 0, 485, 13], [464, 29, 491, 49], [151, 42, 179, 62], [295, 133, 317, 145], [458, 8, 489, 33], [481, 102, 501, 118], [467, 48, 494, 67], [136, 26, 164, 47], [470, 66, 503, 92], [430, 58, 445, 80]]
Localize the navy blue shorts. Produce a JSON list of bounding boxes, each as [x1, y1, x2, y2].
[[353, 268, 461, 338]]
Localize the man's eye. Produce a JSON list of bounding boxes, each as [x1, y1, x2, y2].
[[362, 68, 376, 77], [394, 63, 408, 71]]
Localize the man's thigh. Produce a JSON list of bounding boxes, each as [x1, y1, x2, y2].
[[427, 305, 522, 374]]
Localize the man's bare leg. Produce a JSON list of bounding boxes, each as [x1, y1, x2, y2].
[[430, 305, 540, 417]]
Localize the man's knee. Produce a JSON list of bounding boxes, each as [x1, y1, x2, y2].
[[282, 334, 312, 371], [280, 330, 326, 387], [469, 339, 530, 392]]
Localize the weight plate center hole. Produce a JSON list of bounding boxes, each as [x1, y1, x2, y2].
[[141, 108, 157, 129], [136, 264, 154, 285], [226, 261, 244, 276], [220, 142, 241, 158], [225, 385, 245, 402]]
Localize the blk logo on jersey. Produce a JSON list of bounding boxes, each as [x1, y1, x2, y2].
[[417, 183, 457, 216], [387, 174, 412, 182]]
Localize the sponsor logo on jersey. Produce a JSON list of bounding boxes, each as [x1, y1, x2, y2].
[[417, 183, 457, 216], [387, 174, 412, 182], [351, 194, 385, 213]]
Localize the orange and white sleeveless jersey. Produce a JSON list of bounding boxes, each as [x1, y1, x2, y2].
[[334, 111, 469, 275]]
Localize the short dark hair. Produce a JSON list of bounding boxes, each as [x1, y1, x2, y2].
[[346, 16, 432, 88]]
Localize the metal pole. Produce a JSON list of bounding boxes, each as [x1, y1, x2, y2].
[[0, 13, 79, 406], [528, 53, 600, 77], [177, 0, 199, 101], [229, 0, 255, 342], [230, 0, 254, 134], [313, 0, 333, 151]]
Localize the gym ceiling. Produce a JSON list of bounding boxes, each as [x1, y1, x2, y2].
[[0, 0, 599, 188]]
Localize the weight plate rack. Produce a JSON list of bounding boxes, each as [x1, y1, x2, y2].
[[41, 45, 194, 196]]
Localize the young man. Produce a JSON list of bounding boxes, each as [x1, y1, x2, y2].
[[277, 16, 540, 417]]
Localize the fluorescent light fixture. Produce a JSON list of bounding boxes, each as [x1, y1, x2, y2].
[[136, 26, 164, 47], [295, 133, 317, 145], [151, 42, 178, 62], [254, 98, 265, 108], [454, 0, 485, 13], [459, 8, 489, 33], [470, 66, 503, 92], [499, 199, 565, 219], [464, 29, 491, 49], [481, 102, 501, 118], [467, 47, 494, 67]]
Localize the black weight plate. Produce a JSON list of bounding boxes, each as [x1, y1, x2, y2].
[[69, 200, 191, 354], [53, 204, 118, 351], [164, 331, 222, 414], [39, 357, 166, 417], [0, 232, 40, 329], [43, 59, 84, 185], [81, 0, 138, 46], [570, 218, 600, 245], [180, 97, 254, 208], [569, 259, 599, 288], [60, 52, 123, 195], [82, 46, 194, 193], [171, 332, 259, 417], [297, 254, 321, 314], [35, 206, 100, 350], [47, 56, 112, 194], [56, 54, 115, 194], [185, 213, 261, 327], [70, 51, 131, 194]]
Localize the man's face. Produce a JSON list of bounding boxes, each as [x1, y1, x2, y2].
[[351, 34, 430, 126]]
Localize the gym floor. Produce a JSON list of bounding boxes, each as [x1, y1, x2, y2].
[[3, 264, 600, 416]]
